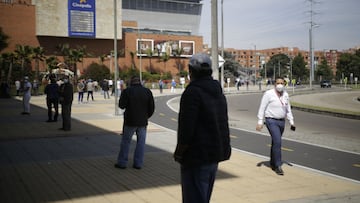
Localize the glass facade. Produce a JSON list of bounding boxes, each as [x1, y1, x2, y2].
[[122, 0, 202, 15]]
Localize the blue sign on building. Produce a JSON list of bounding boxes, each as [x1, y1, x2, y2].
[[68, 0, 96, 38]]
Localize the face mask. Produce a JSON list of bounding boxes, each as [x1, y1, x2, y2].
[[275, 84, 284, 92]]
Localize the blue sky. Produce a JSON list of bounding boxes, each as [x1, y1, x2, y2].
[[199, 0, 360, 51]]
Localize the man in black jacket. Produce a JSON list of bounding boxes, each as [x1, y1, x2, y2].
[[115, 76, 155, 169], [174, 53, 231, 203], [59, 76, 73, 131], [44, 74, 59, 122]]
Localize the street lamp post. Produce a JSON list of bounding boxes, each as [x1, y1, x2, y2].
[[220, 0, 224, 89], [211, 0, 219, 81], [262, 60, 266, 82]]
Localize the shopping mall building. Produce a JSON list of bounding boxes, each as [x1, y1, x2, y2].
[[0, 0, 204, 76]]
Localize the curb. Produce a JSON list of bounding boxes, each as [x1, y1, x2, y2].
[[291, 105, 360, 120]]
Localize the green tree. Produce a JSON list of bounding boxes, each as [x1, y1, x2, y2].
[[0, 27, 9, 52], [14, 44, 33, 78], [82, 62, 110, 82], [32, 46, 46, 81], [68, 47, 85, 84], [45, 55, 60, 72], [173, 47, 184, 75], [292, 53, 308, 82], [336, 50, 360, 82], [56, 43, 70, 63], [160, 52, 170, 73], [129, 51, 137, 69], [315, 57, 333, 81], [222, 51, 241, 78], [145, 48, 154, 73], [266, 54, 291, 79], [2, 52, 17, 83]]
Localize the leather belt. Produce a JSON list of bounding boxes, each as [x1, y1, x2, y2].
[[266, 117, 285, 121]]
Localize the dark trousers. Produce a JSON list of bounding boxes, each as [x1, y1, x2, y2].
[[61, 104, 72, 130], [47, 98, 59, 121], [181, 163, 218, 203], [265, 118, 285, 167], [87, 91, 94, 101], [78, 92, 84, 102]]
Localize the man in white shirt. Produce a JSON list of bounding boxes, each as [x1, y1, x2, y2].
[[256, 76, 295, 175], [22, 76, 32, 115]]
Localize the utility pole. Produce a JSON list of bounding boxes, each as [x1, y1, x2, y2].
[[211, 0, 219, 81], [113, 0, 119, 115], [308, 0, 319, 89]]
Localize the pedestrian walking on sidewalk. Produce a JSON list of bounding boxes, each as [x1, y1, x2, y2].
[[21, 76, 32, 115], [174, 53, 231, 203], [101, 79, 110, 99], [59, 77, 73, 131], [86, 79, 95, 102], [77, 79, 85, 103], [44, 74, 59, 122], [115, 76, 155, 170], [15, 79, 21, 96], [256, 76, 296, 175]]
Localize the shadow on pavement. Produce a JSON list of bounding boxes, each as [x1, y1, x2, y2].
[[0, 98, 236, 202]]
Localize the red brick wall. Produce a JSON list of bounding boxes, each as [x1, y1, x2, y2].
[[0, 2, 203, 77], [0, 3, 38, 52]]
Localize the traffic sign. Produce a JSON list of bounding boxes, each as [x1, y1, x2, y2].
[[218, 55, 225, 67]]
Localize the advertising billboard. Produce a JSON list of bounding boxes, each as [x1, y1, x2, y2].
[[68, 0, 96, 38]]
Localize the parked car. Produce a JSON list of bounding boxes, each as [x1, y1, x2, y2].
[[320, 80, 332, 88]]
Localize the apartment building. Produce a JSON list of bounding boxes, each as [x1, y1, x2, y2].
[[226, 46, 336, 78]]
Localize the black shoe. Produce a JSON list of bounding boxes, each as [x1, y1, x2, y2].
[[133, 165, 142, 170], [21, 112, 30, 115], [114, 164, 126, 169], [273, 167, 284, 175], [46, 119, 53, 122]]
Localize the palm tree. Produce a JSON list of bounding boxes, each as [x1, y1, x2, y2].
[[2, 52, 17, 83], [99, 54, 107, 65], [130, 51, 136, 69], [45, 55, 59, 73], [76, 45, 88, 71], [160, 52, 170, 73], [68, 48, 84, 85], [14, 44, 33, 78], [56, 43, 70, 64], [145, 48, 154, 73], [32, 46, 45, 81], [173, 47, 184, 75], [0, 27, 9, 52]]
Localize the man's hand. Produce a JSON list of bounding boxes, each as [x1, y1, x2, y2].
[[256, 124, 263, 131]]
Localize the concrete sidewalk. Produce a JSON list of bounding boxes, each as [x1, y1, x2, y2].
[[0, 88, 359, 203]]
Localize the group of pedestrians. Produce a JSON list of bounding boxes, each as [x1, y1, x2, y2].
[[15, 54, 295, 203], [111, 53, 296, 203], [44, 74, 73, 131]]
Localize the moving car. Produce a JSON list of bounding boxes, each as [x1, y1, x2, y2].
[[320, 80, 332, 88]]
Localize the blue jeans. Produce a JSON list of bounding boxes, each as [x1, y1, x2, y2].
[[181, 163, 218, 203], [265, 118, 285, 167], [117, 125, 147, 168]]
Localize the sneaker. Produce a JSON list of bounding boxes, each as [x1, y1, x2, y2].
[[132, 165, 142, 170], [273, 166, 284, 175], [114, 164, 126, 169]]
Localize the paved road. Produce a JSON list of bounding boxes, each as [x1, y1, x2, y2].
[[151, 94, 360, 181], [1, 88, 359, 203]]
